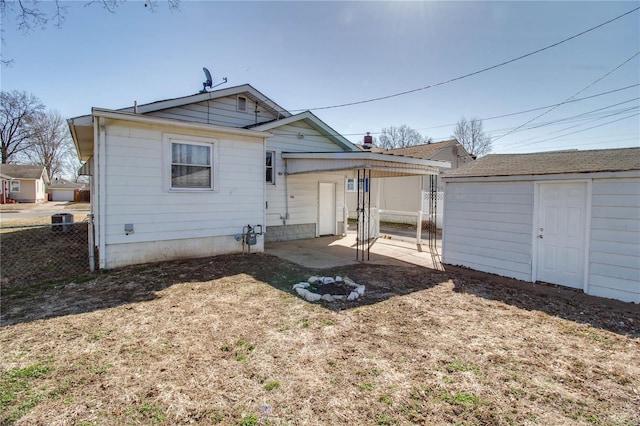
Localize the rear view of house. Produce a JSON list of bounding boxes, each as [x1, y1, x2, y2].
[[69, 84, 447, 270], [441, 147, 640, 303]]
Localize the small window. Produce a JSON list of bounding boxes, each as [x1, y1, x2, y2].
[[266, 151, 275, 184], [10, 181, 20, 192], [237, 96, 247, 112], [346, 178, 368, 192], [171, 142, 212, 189]]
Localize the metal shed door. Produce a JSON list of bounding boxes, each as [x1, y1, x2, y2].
[[536, 182, 588, 288], [318, 182, 336, 236]]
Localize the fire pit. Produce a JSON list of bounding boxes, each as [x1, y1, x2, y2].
[[292, 276, 365, 302]]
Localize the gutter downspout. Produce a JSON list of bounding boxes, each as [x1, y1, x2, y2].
[[282, 156, 289, 225], [97, 116, 107, 269]]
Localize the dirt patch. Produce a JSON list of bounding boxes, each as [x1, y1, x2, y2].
[[1, 254, 639, 425]]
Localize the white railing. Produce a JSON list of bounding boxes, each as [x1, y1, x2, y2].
[[378, 209, 423, 244]]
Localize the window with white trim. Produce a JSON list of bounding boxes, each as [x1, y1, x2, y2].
[[171, 141, 213, 189], [266, 151, 275, 184], [346, 178, 368, 192], [10, 181, 20, 192]]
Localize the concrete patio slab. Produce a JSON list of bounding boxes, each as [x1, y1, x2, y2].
[[265, 231, 442, 270]]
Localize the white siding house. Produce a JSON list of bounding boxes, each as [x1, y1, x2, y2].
[[441, 148, 640, 303], [0, 164, 49, 204], [69, 84, 448, 269], [346, 140, 473, 227]]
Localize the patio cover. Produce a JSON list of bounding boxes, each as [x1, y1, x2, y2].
[[281, 151, 450, 177]]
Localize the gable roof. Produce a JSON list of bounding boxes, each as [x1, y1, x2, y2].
[[443, 147, 640, 178], [386, 139, 470, 159], [119, 83, 291, 119], [356, 139, 472, 159], [0, 164, 49, 182], [250, 111, 360, 151], [47, 178, 86, 190]]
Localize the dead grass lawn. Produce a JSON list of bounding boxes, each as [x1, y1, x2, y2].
[[1, 254, 638, 425]]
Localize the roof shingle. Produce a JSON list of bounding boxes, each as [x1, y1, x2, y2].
[[442, 147, 640, 178], [0, 164, 48, 181]]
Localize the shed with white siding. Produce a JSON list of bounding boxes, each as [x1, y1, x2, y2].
[[441, 148, 640, 303]]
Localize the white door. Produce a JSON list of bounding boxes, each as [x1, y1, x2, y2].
[[318, 182, 336, 236], [536, 182, 588, 288]]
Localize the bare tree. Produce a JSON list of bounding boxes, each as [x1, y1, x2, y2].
[[0, 90, 45, 163], [378, 125, 431, 149], [452, 117, 492, 157], [19, 110, 74, 179]]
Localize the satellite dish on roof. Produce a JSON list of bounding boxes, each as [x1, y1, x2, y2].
[[201, 68, 213, 93], [199, 67, 228, 93]]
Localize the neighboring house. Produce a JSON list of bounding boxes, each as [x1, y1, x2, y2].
[[346, 139, 474, 227], [441, 147, 640, 303], [47, 178, 87, 201], [0, 164, 49, 204], [68, 84, 448, 269]]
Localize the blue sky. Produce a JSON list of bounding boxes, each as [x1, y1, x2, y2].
[[2, 1, 638, 153]]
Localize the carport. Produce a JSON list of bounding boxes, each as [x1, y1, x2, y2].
[[269, 151, 448, 265]]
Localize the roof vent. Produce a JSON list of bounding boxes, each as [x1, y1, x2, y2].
[[363, 132, 373, 150]]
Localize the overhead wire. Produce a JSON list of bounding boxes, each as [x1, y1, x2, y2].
[[286, 7, 640, 113], [495, 50, 640, 146], [488, 99, 640, 139], [505, 112, 640, 147]]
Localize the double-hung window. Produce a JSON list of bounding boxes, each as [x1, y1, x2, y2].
[[167, 137, 215, 190], [10, 181, 20, 192]]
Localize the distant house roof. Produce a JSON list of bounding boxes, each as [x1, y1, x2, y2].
[[0, 164, 49, 182], [442, 147, 640, 178], [357, 139, 471, 160], [47, 178, 86, 190]]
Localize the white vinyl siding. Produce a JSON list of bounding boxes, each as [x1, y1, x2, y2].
[[589, 178, 640, 303], [265, 121, 349, 230], [442, 181, 534, 281], [101, 121, 265, 265], [148, 96, 279, 128]]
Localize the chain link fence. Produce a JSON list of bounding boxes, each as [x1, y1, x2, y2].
[[0, 215, 93, 289]]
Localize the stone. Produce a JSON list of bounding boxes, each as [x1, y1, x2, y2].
[[347, 291, 359, 301], [293, 282, 310, 290], [322, 277, 335, 284], [321, 294, 335, 302], [304, 291, 322, 302], [335, 276, 343, 282], [308, 276, 320, 284], [344, 276, 358, 287], [355, 285, 366, 296]]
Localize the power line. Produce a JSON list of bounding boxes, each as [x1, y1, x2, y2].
[[495, 50, 640, 145], [409, 84, 640, 132], [508, 106, 639, 147], [288, 7, 640, 113], [505, 112, 639, 147], [488, 99, 640, 139]]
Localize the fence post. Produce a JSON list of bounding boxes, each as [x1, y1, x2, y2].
[[416, 211, 423, 245], [343, 206, 348, 236], [87, 214, 95, 272]]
